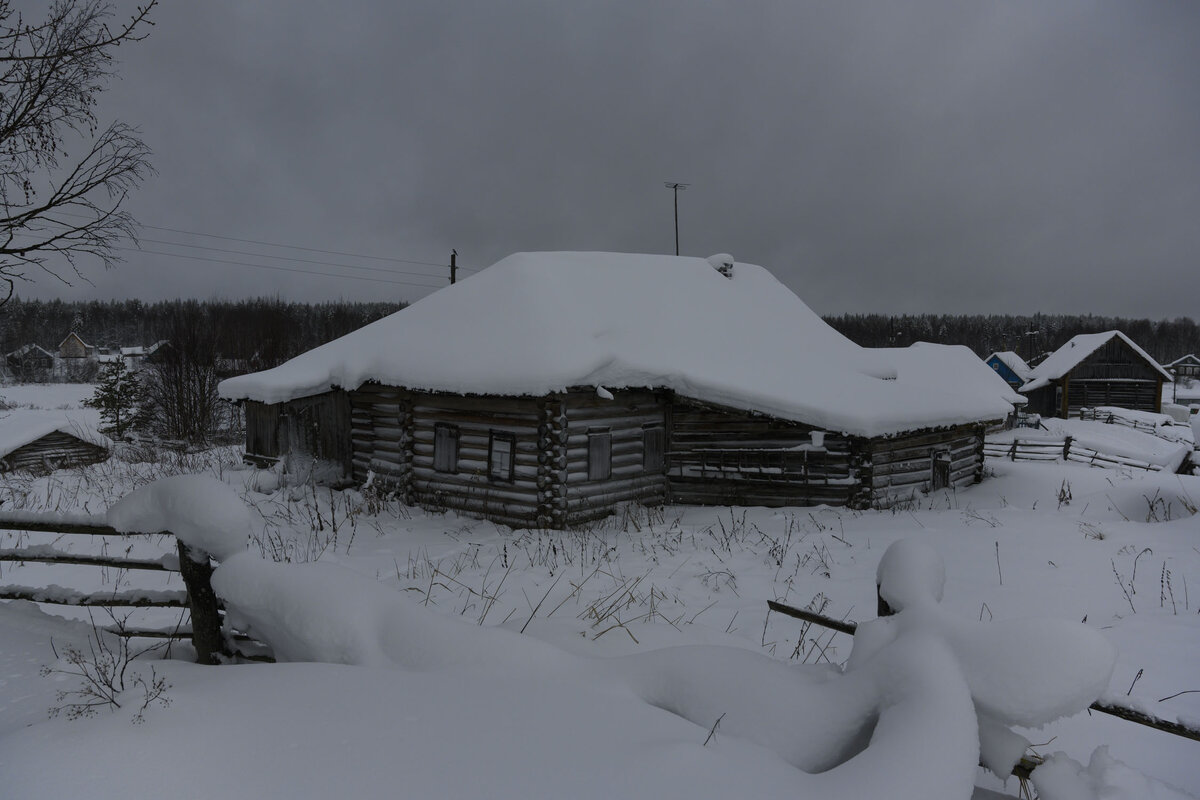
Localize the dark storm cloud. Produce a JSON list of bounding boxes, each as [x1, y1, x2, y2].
[[19, 0, 1200, 318]]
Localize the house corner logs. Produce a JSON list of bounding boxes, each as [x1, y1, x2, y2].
[[536, 395, 568, 528]]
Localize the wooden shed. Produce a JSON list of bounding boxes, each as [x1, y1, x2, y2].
[[1019, 331, 1172, 418], [0, 417, 111, 474], [221, 252, 1019, 527]]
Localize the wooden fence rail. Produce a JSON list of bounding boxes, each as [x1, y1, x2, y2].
[[0, 511, 225, 663], [983, 436, 1165, 473], [767, 599, 1200, 744]]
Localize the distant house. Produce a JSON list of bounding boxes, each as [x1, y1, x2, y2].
[[5, 344, 55, 381], [1020, 331, 1172, 418], [1167, 354, 1200, 380], [58, 332, 95, 359], [220, 252, 1019, 528], [0, 416, 110, 473], [984, 352, 1032, 391]]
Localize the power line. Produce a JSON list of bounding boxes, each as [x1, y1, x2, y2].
[[135, 236, 450, 280], [116, 247, 448, 289], [50, 210, 482, 273]]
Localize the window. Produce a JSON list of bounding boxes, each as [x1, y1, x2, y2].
[[930, 450, 951, 491], [433, 424, 458, 473], [489, 431, 515, 482], [643, 425, 665, 473], [587, 428, 611, 481]]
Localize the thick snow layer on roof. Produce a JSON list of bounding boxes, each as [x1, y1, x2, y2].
[[1023, 331, 1172, 392], [987, 351, 1032, 380], [0, 413, 110, 460], [220, 252, 1017, 437]]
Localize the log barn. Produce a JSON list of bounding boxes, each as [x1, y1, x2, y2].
[[220, 252, 1019, 528], [0, 416, 111, 474], [1019, 331, 1172, 418]]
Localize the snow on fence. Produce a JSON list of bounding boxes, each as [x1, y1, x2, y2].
[[0, 512, 224, 663], [766, 599, 1200, 745], [983, 436, 1164, 473]]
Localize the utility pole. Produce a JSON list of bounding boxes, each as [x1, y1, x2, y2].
[[450, 249, 457, 285], [664, 182, 689, 256]]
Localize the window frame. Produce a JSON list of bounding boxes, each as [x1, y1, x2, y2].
[[488, 430, 516, 483], [433, 423, 459, 473]]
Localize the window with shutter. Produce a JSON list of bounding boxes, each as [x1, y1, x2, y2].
[[643, 425, 665, 473], [433, 424, 459, 473], [587, 428, 611, 481]]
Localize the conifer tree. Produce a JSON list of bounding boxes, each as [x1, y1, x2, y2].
[[85, 359, 146, 438]]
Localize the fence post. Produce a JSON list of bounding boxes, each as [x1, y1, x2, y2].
[[1063, 436, 1072, 461], [176, 541, 224, 665], [1009, 441, 1017, 461]]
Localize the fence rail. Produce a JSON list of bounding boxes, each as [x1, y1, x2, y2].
[[0, 511, 226, 663], [983, 437, 1165, 473]]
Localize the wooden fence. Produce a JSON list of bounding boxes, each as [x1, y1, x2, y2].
[[1078, 407, 1195, 445], [983, 436, 1166, 473], [0, 512, 225, 663]]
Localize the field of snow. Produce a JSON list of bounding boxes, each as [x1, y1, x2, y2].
[[1, 386, 1199, 799]]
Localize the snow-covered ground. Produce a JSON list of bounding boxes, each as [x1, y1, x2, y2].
[[1, 387, 1199, 799]]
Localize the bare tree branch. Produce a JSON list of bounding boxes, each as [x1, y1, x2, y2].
[[0, 0, 156, 305]]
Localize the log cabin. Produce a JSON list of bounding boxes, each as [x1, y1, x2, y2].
[[1167, 354, 1200, 381], [0, 416, 110, 474], [1019, 331, 1172, 418], [220, 252, 1020, 528]]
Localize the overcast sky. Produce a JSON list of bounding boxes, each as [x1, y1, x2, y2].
[[16, 0, 1200, 318]]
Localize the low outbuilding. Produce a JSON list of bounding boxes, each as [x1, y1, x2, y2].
[[220, 252, 1019, 527], [0, 416, 111, 473]]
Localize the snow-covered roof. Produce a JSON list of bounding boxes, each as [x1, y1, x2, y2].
[[985, 351, 1031, 380], [5, 343, 54, 360], [219, 252, 1018, 438], [1167, 354, 1200, 368], [0, 414, 111, 461], [1021, 331, 1172, 392]]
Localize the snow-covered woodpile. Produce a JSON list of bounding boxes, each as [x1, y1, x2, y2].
[[223, 252, 1019, 526]]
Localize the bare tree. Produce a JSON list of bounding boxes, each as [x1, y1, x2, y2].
[[0, 0, 156, 305]]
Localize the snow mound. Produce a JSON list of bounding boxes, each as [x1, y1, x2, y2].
[[106, 475, 251, 561], [211, 539, 1115, 797]]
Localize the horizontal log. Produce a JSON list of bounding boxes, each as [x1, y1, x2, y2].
[[0, 585, 189, 607], [0, 548, 175, 571]]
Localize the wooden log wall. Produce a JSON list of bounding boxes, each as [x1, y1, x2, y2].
[[561, 390, 669, 526], [0, 432, 109, 473], [667, 401, 858, 508], [349, 383, 412, 495], [865, 424, 986, 507], [407, 392, 544, 526]]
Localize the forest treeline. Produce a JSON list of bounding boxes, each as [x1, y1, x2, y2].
[[3, 299, 1198, 374], [0, 298, 405, 370], [824, 313, 1200, 365]]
